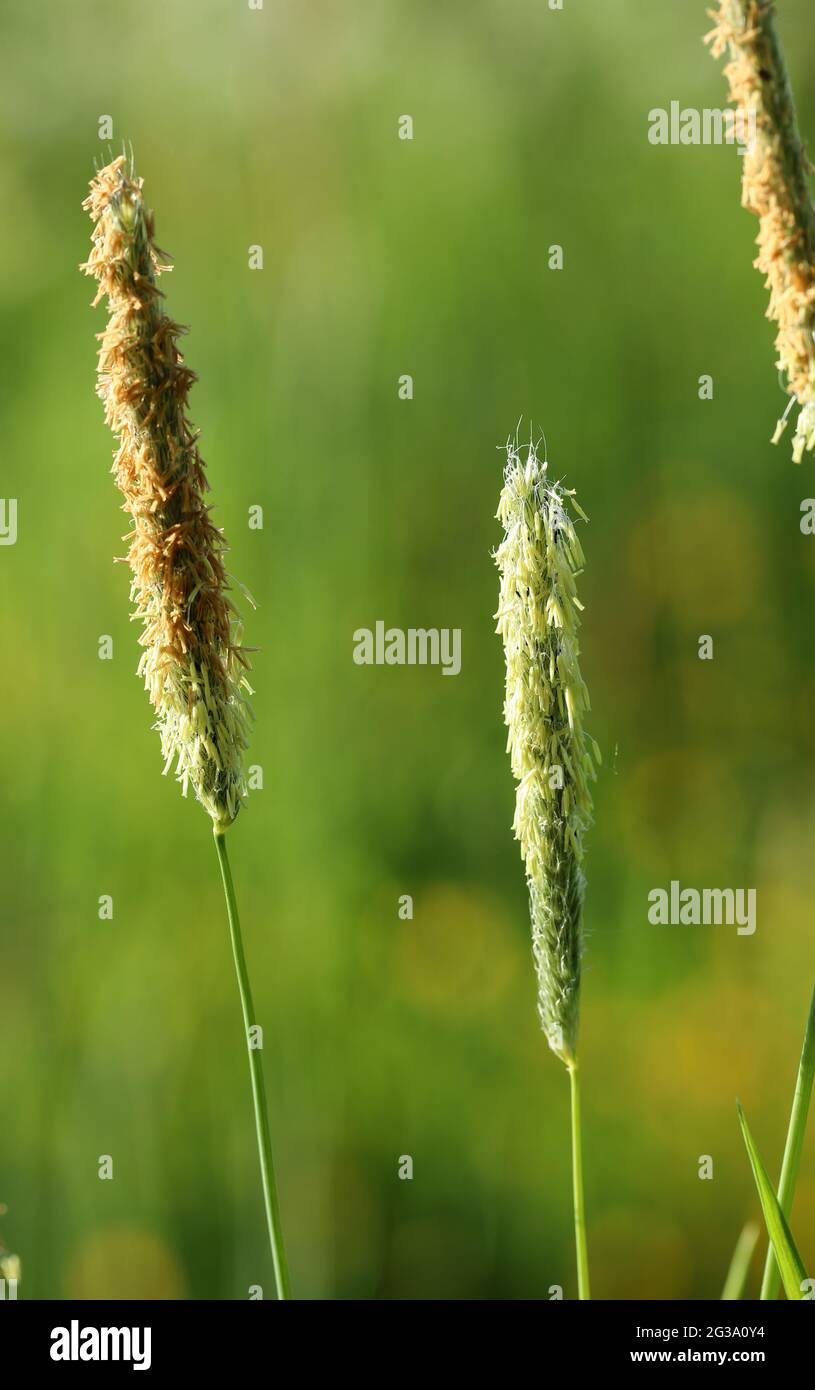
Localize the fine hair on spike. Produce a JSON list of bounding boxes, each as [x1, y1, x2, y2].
[[495, 436, 599, 1064], [81, 155, 253, 829]]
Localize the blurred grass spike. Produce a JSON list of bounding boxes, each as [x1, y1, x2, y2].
[[81, 155, 252, 829], [0, 1220, 20, 1299], [721, 1220, 759, 1299], [759, 984, 815, 1299], [0, 1251, 21, 1286], [495, 432, 598, 1299], [737, 1102, 809, 1300], [0, 1209, 20, 1297], [706, 1, 815, 461]]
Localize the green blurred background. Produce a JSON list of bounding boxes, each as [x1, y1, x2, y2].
[[2, 0, 815, 1300]]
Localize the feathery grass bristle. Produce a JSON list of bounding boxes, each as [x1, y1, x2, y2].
[[81, 156, 252, 828]]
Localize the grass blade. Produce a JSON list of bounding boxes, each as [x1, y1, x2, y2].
[[760, 985, 815, 1300], [721, 1221, 759, 1301], [737, 1102, 809, 1301]]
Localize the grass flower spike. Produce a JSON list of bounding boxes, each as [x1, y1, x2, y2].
[[82, 155, 251, 826], [707, 1, 815, 461], [81, 155, 291, 1299], [495, 437, 598, 1065], [495, 434, 598, 1300]]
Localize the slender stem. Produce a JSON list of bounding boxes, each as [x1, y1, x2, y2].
[[759, 985, 815, 1301], [214, 827, 292, 1300], [721, 1220, 759, 1301], [567, 1059, 590, 1300]]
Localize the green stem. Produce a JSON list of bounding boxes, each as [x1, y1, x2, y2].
[[759, 985, 815, 1301], [214, 827, 292, 1300], [721, 1220, 759, 1300], [567, 1059, 590, 1300]]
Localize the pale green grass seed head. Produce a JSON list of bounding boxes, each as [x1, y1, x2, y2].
[[495, 437, 599, 1064]]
